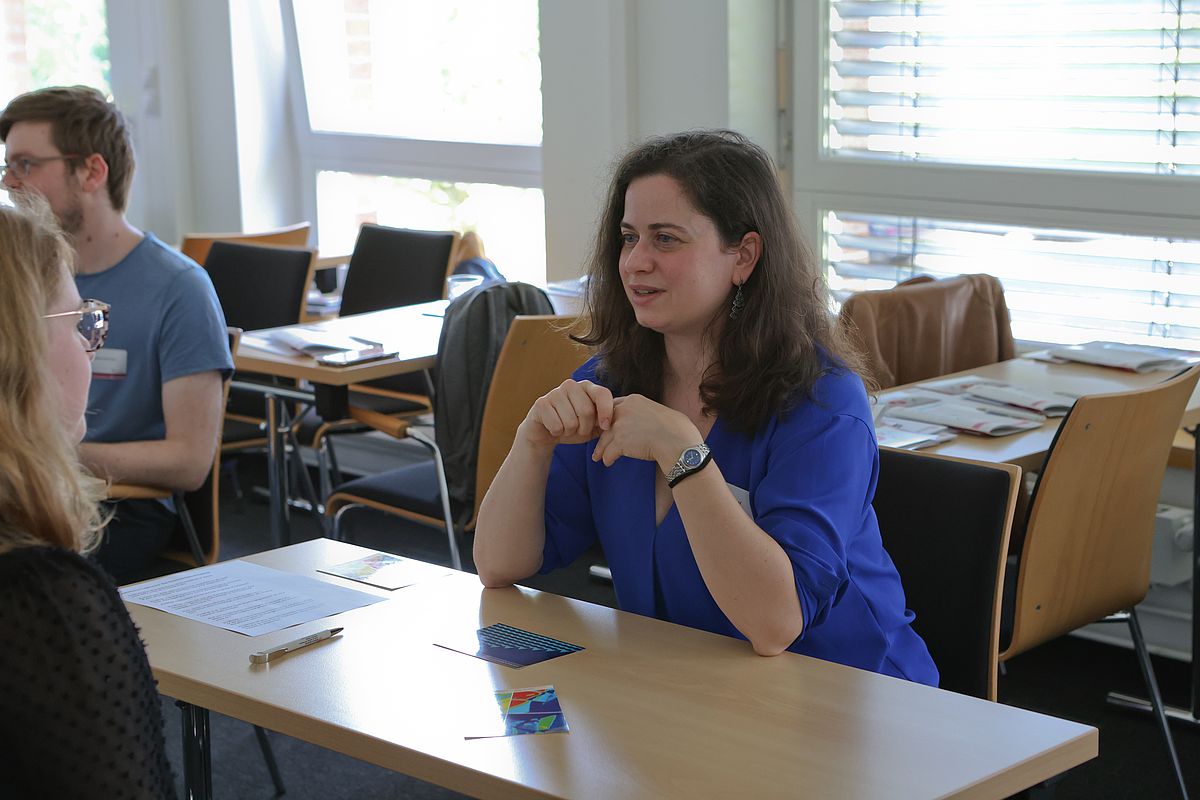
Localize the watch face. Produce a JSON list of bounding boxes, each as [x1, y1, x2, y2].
[[682, 447, 704, 468]]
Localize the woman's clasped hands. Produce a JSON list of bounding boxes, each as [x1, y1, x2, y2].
[[520, 379, 699, 472]]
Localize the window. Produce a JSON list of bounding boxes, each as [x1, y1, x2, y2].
[[0, 0, 110, 206], [826, 0, 1198, 174], [285, 0, 545, 281], [795, 0, 1200, 349], [825, 210, 1200, 348], [0, 0, 110, 100]]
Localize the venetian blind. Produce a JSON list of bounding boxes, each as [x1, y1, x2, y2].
[[827, 0, 1200, 174]]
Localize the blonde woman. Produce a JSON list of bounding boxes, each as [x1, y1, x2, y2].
[[0, 198, 174, 798]]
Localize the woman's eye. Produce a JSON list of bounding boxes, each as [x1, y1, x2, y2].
[[656, 233, 677, 245], [621, 233, 637, 246]]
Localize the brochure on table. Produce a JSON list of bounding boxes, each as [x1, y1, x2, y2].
[[876, 388, 1042, 437], [1027, 341, 1200, 373]]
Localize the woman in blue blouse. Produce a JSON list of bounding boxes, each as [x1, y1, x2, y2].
[[474, 130, 937, 683]]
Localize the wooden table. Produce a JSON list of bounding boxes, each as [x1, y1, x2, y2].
[[127, 539, 1097, 800], [882, 356, 1200, 726], [883, 357, 1200, 471], [233, 301, 447, 547]]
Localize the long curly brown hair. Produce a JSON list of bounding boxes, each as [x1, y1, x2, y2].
[[574, 130, 866, 432]]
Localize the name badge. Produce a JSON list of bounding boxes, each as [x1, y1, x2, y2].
[[727, 482, 753, 519], [91, 348, 128, 379]]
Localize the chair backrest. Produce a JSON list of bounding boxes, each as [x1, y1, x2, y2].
[[1002, 364, 1200, 660], [339, 224, 460, 316], [203, 241, 317, 331], [840, 274, 1014, 389], [432, 282, 557, 508], [166, 327, 242, 565], [180, 221, 311, 267], [874, 449, 1020, 701], [472, 316, 589, 525]]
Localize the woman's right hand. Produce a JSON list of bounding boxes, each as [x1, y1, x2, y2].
[[518, 379, 614, 450]]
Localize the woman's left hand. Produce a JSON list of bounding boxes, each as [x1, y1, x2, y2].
[[591, 394, 702, 474]]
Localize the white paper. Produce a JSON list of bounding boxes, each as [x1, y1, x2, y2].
[[120, 560, 384, 636]]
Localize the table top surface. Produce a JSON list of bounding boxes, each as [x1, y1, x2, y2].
[[235, 301, 448, 385], [882, 357, 1200, 468], [126, 539, 1097, 800]]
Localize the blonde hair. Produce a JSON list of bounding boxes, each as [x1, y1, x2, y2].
[[0, 195, 105, 554]]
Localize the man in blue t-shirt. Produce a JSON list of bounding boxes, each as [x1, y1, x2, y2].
[[1, 87, 232, 581]]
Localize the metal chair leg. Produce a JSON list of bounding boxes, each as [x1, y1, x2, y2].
[[1128, 608, 1189, 800], [253, 725, 286, 797], [408, 427, 462, 570], [173, 494, 207, 567]]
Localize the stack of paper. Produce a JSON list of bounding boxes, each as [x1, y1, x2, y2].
[[922, 375, 1076, 418], [876, 388, 1042, 437], [875, 418, 956, 450], [1035, 342, 1198, 373]]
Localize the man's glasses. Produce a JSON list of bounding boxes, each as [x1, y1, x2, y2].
[[44, 299, 110, 353], [1, 154, 81, 180]]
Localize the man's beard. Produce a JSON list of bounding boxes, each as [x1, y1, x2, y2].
[[56, 197, 84, 236]]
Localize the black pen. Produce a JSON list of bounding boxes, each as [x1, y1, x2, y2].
[[250, 627, 344, 664]]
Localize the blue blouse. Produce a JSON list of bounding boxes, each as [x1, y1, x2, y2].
[[540, 357, 938, 685]]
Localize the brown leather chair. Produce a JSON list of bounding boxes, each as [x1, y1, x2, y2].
[[840, 273, 1014, 389]]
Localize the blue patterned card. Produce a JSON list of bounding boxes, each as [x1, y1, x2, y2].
[[435, 623, 584, 668]]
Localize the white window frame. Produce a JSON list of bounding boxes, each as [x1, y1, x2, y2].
[[279, 0, 543, 252], [791, 1, 1200, 310]]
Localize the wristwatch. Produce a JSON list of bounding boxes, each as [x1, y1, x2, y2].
[[665, 443, 712, 488]]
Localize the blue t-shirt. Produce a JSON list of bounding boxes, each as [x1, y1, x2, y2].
[[75, 233, 232, 444], [541, 357, 939, 685]]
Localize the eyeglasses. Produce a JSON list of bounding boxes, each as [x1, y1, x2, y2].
[[44, 298, 110, 353], [1, 154, 81, 180]]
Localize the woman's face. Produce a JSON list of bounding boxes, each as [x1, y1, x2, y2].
[[44, 266, 93, 442], [618, 174, 757, 340]]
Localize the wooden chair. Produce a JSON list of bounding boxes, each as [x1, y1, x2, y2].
[[1000, 364, 1200, 799], [180, 221, 311, 268], [839, 273, 1014, 389], [325, 315, 587, 569], [873, 449, 1021, 701]]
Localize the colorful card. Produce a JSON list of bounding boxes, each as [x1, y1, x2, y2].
[[434, 623, 584, 668], [318, 551, 453, 590], [465, 685, 570, 739]]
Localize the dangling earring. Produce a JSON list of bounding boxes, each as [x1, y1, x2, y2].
[[729, 282, 745, 320]]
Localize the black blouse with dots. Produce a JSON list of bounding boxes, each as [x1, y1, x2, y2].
[[0, 545, 175, 799]]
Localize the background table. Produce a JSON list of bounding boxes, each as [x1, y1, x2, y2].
[[233, 301, 447, 547], [127, 539, 1097, 800], [882, 357, 1200, 726]]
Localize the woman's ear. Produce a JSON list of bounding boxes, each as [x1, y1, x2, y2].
[[732, 231, 762, 285]]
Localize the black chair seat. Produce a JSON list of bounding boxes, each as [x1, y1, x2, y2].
[[331, 461, 468, 523], [223, 417, 266, 446], [293, 391, 429, 448]]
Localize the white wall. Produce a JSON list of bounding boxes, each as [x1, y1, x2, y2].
[[539, 0, 780, 281]]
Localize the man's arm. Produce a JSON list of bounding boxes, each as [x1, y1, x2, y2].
[[79, 370, 223, 492]]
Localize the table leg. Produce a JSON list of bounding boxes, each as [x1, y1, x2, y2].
[[1105, 424, 1200, 728], [177, 701, 212, 800], [265, 392, 289, 549]]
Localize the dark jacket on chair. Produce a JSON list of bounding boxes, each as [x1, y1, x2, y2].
[[434, 282, 554, 507]]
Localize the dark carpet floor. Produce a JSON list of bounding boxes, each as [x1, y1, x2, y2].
[[146, 453, 1199, 799]]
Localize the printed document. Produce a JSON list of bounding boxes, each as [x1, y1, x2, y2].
[[120, 560, 384, 636]]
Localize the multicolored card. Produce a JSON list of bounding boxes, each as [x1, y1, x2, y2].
[[434, 623, 584, 668], [465, 685, 570, 739], [317, 551, 453, 590]]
